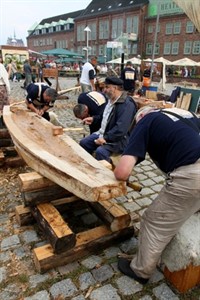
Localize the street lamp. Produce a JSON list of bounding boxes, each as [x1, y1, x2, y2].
[[84, 26, 91, 62]]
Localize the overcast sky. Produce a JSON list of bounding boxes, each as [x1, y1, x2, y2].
[[0, 0, 91, 45]]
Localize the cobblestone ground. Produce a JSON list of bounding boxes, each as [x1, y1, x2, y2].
[[0, 78, 199, 300]]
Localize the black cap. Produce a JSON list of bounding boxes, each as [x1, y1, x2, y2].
[[105, 77, 124, 86]]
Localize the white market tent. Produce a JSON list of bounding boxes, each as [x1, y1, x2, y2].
[[170, 57, 199, 66], [129, 57, 141, 65], [153, 57, 172, 65], [106, 58, 127, 64]]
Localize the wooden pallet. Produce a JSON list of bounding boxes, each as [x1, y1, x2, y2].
[[0, 128, 25, 167], [16, 171, 139, 273]]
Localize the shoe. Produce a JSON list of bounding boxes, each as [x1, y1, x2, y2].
[[118, 257, 149, 284], [21, 86, 25, 89]]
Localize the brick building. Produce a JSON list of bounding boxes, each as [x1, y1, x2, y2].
[[26, 0, 200, 62]]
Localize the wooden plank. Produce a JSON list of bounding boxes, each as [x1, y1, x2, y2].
[[18, 172, 56, 192], [0, 149, 5, 166], [22, 185, 72, 206], [32, 203, 76, 254], [180, 93, 191, 111], [5, 156, 26, 167], [33, 225, 134, 273], [1, 146, 18, 157], [90, 199, 131, 232], [0, 138, 13, 147], [145, 90, 157, 100], [15, 205, 34, 226], [15, 195, 80, 226], [175, 97, 182, 108], [0, 128, 11, 138], [164, 264, 200, 293]]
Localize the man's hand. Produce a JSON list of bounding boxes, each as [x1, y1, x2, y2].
[[94, 137, 106, 145], [82, 116, 93, 125]]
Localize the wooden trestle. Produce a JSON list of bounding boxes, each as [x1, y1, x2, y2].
[[15, 170, 139, 273]]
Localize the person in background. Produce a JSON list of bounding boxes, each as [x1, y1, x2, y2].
[[21, 59, 32, 89], [6, 59, 18, 81], [114, 106, 200, 284], [79, 77, 137, 163], [73, 91, 107, 133], [0, 57, 10, 127], [25, 82, 58, 121], [120, 61, 137, 96], [80, 56, 98, 92]]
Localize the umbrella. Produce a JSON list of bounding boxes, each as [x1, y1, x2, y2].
[[106, 58, 127, 64], [41, 48, 84, 59], [129, 57, 141, 65], [154, 57, 172, 65], [171, 57, 198, 66]]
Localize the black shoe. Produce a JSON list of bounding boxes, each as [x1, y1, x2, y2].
[[21, 86, 25, 89], [118, 257, 149, 285]]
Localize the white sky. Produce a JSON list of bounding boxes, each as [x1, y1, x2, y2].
[[0, 0, 91, 45]]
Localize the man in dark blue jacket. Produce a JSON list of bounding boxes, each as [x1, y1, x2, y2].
[[26, 83, 58, 121], [73, 91, 107, 133], [79, 77, 137, 162]]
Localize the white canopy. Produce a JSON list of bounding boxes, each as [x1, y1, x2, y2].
[[171, 57, 198, 66], [173, 0, 200, 32], [153, 57, 172, 65], [106, 58, 127, 64], [129, 57, 141, 65]]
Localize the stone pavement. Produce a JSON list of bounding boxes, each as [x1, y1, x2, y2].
[[0, 79, 199, 300]]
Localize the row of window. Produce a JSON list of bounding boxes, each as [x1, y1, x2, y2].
[[148, 21, 195, 34], [35, 24, 72, 35], [146, 41, 200, 55]]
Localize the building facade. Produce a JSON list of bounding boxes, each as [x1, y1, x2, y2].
[[27, 0, 200, 62]]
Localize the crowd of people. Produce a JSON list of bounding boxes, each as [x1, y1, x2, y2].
[[0, 54, 200, 286]]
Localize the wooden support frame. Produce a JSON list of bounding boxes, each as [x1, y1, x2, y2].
[[33, 225, 134, 273], [16, 171, 138, 272]]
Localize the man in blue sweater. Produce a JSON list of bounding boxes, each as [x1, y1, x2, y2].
[[114, 106, 200, 284]]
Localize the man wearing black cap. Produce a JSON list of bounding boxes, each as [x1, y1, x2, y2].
[[79, 76, 137, 162]]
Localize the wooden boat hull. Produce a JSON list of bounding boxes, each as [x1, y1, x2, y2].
[[3, 105, 126, 202]]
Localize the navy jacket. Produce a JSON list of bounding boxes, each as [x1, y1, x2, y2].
[[93, 92, 137, 153]]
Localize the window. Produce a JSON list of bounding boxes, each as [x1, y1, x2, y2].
[[99, 20, 109, 39], [154, 43, 160, 55], [49, 27, 54, 33], [166, 23, 173, 35], [171, 41, 179, 54], [148, 25, 153, 33], [64, 24, 70, 30], [164, 42, 171, 55], [41, 28, 46, 34], [56, 25, 61, 32], [112, 18, 123, 39], [88, 23, 96, 40], [77, 25, 85, 42], [186, 21, 194, 33], [184, 41, 192, 55], [35, 30, 40, 35], [192, 41, 200, 54], [146, 43, 153, 55], [174, 22, 181, 34], [126, 16, 139, 35], [130, 43, 137, 55], [99, 45, 105, 55]]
